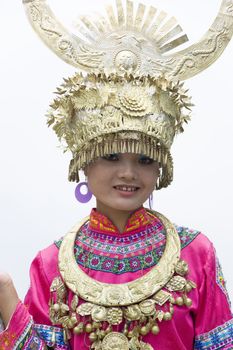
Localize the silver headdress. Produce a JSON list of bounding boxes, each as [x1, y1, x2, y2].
[[23, 0, 233, 188]]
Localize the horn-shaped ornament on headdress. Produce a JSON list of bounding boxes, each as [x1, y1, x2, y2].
[[23, 0, 233, 79]]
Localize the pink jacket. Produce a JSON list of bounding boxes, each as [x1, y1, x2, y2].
[[0, 209, 232, 349]]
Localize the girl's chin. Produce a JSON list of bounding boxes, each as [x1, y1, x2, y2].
[[107, 201, 143, 212], [96, 195, 147, 213]]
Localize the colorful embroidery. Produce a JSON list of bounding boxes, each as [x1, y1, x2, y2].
[[0, 330, 17, 350], [13, 318, 33, 349], [73, 210, 166, 273], [55, 209, 200, 274], [23, 334, 46, 350], [78, 221, 164, 256], [75, 244, 164, 273], [0, 320, 68, 350], [216, 256, 232, 308], [34, 324, 69, 349], [0, 319, 33, 350], [175, 225, 200, 248], [73, 226, 199, 274], [194, 319, 233, 349], [89, 207, 151, 233]]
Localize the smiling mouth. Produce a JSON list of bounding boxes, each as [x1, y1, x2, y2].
[[114, 185, 140, 192]]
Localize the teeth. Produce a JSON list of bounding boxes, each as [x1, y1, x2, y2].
[[115, 186, 138, 192]]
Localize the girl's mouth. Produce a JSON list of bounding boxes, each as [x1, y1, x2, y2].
[[114, 185, 140, 192]]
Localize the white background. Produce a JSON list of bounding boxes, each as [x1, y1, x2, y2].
[[0, 0, 232, 304]]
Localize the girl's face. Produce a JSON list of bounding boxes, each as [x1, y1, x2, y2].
[[86, 153, 160, 214]]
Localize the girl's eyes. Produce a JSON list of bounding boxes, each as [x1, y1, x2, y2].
[[138, 156, 154, 164], [102, 154, 119, 161], [102, 154, 154, 164]]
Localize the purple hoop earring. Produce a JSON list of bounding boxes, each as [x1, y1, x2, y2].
[[75, 182, 92, 203], [149, 193, 153, 210]]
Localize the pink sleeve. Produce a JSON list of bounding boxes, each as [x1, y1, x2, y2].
[[24, 251, 52, 324], [0, 250, 70, 349], [194, 243, 233, 349], [0, 301, 34, 350]]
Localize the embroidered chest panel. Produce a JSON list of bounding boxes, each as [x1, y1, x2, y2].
[[74, 220, 165, 273], [55, 223, 199, 274]]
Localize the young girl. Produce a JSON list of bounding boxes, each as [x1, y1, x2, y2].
[[0, 0, 233, 349]]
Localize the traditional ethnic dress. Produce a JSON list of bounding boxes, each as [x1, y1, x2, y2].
[[3, 1, 232, 349], [0, 207, 232, 349]]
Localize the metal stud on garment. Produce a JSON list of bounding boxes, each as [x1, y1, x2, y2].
[[75, 182, 92, 203]]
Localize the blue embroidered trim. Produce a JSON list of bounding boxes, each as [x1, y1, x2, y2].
[[13, 317, 33, 349], [194, 319, 233, 349], [216, 256, 232, 308], [24, 334, 46, 350], [34, 324, 69, 349], [75, 245, 164, 274], [55, 239, 62, 249], [175, 225, 200, 249]]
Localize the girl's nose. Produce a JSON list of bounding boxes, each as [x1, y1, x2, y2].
[[118, 159, 137, 180]]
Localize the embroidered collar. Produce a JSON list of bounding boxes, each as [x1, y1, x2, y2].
[[89, 207, 154, 234]]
